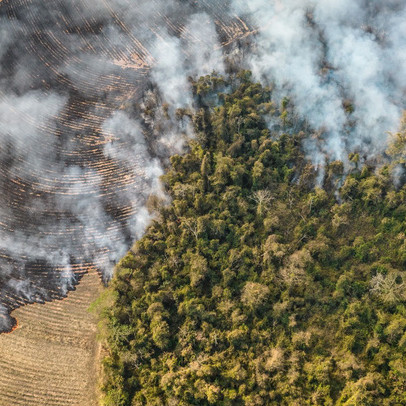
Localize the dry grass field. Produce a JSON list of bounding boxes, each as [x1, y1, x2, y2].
[[0, 271, 102, 406]]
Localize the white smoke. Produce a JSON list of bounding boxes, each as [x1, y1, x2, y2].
[[0, 0, 404, 331], [0, 91, 66, 163], [183, 13, 226, 78], [231, 0, 405, 165], [150, 33, 192, 109]]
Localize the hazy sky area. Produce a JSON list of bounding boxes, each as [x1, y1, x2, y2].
[[0, 0, 404, 330]]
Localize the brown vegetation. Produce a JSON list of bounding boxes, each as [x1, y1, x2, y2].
[[0, 271, 102, 406]]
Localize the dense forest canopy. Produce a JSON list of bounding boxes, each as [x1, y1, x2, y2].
[[95, 72, 406, 405]]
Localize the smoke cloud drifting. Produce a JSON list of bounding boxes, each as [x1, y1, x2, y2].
[[0, 0, 404, 331], [232, 0, 406, 167]]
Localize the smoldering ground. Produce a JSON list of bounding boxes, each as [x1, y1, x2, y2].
[[0, 0, 405, 331], [0, 0, 241, 331]]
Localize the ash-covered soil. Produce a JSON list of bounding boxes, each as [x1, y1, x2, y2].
[[0, 0, 252, 332]]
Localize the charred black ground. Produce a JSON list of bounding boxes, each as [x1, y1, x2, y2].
[[0, 0, 252, 332]]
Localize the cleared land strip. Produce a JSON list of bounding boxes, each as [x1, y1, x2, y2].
[[0, 271, 102, 406]]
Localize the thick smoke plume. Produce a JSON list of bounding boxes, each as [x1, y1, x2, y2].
[[232, 0, 406, 167], [0, 0, 404, 331]]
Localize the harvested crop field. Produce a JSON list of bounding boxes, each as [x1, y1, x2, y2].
[[0, 271, 102, 406]]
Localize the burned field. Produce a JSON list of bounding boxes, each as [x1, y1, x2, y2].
[[0, 0, 251, 332]]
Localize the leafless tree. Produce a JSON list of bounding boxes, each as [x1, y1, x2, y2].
[[370, 272, 404, 304], [182, 217, 199, 241], [251, 189, 274, 214]]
